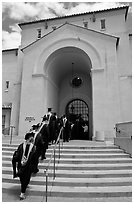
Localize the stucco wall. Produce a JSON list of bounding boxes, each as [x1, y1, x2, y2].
[[2, 51, 18, 102], [3, 8, 131, 138], [46, 76, 59, 114], [2, 50, 21, 135], [20, 8, 128, 49]]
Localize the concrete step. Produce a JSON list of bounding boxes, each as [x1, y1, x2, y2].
[[47, 196, 132, 202], [2, 182, 132, 198], [2, 145, 124, 152], [2, 144, 120, 150], [2, 141, 132, 202], [2, 174, 132, 187], [2, 160, 132, 171], [3, 170, 132, 179], [2, 151, 130, 158], [47, 149, 125, 154], [2, 154, 132, 164], [2, 166, 132, 178]]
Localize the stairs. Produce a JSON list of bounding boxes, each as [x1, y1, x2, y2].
[[2, 140, 132, 202]]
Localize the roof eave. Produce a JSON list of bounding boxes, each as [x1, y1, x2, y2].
[[2, 48, 18, 56], [18, 6, 129, 28], [2, 48, 18, 52]]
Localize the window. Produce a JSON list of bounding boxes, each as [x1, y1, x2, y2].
[[129, 34, 132, 40], [37, 29, 41, 38], [5, 81, 9, 90], [44, 21, 48, 29], [66, 99, 88, 122], [100, 19, 106, 30], [83, 22, 88, 28]]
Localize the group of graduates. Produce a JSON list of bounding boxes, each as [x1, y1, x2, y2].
[[11, 108, 89, 200], [12, 108, 72, 200]]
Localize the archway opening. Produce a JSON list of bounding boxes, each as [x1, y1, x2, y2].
[[66, 99, 91, 140], [44, 46, 93, 139]]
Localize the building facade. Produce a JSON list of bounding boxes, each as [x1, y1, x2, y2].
[[2, 6, 132, 140]]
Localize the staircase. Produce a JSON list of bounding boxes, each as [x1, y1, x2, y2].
[[2, 140, 132, 202]]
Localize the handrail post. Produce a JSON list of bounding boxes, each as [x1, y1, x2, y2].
[[58, 136, 60, 161], [54, 148, 56, 179], [44, 169, 48, 202], [10, 126, 15, 145], [62, 128, 63, 147]]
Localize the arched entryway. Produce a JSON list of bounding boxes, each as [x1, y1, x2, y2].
[[66, 99, 92, 140], [19, 24, 103, 136], [44, 46, 93, 140]]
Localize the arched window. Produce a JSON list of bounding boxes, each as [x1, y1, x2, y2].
[[66, 99, 88, 122]]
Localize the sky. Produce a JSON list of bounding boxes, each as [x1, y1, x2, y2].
[[2, 1, 132, 50]]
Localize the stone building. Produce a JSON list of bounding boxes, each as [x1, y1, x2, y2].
[[2, 6, 132, 140]]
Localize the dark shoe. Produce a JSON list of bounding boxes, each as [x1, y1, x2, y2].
[[33, 169, 39, 174], [41, 156, 46, 160], [13, 173, 18, 178]]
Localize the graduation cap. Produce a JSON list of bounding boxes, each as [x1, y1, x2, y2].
[[48, 108, 52, 112], [42, 115, 48, 122], [32, 123, 40, 130]]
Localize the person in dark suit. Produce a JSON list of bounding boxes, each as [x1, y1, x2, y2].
[[62, 115, 69, 142], [40, 116, 49, 160], [32, 125, 44, 173], [42, 108, 53, 144], [49, 112, 58, 144], [12, 132, 36, 200]]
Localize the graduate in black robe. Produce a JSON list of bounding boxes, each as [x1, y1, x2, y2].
[[12, 132, 36, 200]]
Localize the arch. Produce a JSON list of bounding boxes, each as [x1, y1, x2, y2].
[[32, 37, 94, 140], [66, 99, 91, 140], [34, 37, 102, 76], [45, 46, 92, 76], [59, 93, 92, 117], [66, 98, 89, 122]]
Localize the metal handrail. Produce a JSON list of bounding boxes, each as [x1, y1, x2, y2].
[[44, 126, 63, 202]]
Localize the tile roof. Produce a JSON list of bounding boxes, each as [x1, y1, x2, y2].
[[19, 6, 129, 27]]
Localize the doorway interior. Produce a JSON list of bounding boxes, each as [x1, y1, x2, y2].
[[66, 99, 91, 140]]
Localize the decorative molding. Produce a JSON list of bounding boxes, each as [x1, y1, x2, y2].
[[32, 73, 47, 79], [91, 68, 104, 73], [32, 73, 59, 90]]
